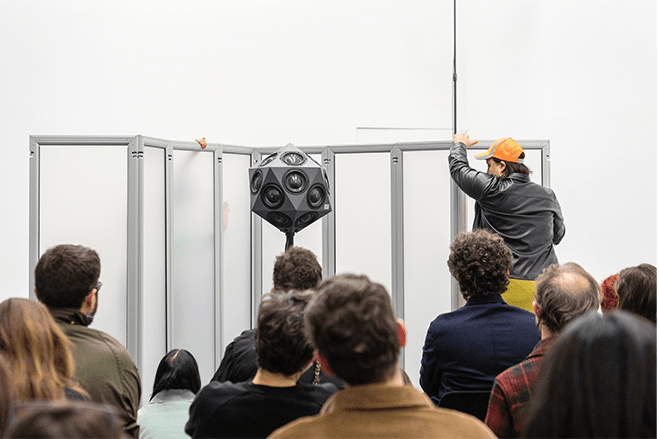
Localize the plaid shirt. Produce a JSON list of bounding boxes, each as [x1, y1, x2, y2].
[[484, 337, 554, 438]]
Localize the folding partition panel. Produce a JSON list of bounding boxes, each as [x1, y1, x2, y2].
[[30, 135, 550, 395]]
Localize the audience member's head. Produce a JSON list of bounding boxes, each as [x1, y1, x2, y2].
[[272, 246, 322, 292], [305, 274, 403, 386], [0, 298, 83, 400], [4, 400, 123, 439], [34, 244, 101, 309], [534, 263, 601, 336], [524, 310, 656, 438], [600, 273, 619, 311], [447, 229, 512, 299], [255, 290, 316, 376], [150, 349, 201, 402], [0, 355, 16, 437], [616, 263, 656, 323]]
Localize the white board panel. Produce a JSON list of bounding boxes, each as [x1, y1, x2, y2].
[[171, 149, 215, 384], [221, 153, 252, 351], [402, 150, 453, 389], [334, 153, 391, 292], [39, 145, 128, 346], [140, 145, 167, 405]]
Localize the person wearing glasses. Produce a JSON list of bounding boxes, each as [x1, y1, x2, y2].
[[449, 134, 566, 313], [34, 244, 142, 438]]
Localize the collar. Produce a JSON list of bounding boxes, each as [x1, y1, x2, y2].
[[150, 389, 196, 404], [528, 337, 554, 359], [509, 173, 530, 183], [48, 307, 93, 327], [331, 384, 434, 411], [465, 294, 506, 306]]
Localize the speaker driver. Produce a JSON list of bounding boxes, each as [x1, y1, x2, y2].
[[267, 212, 292, 228], [307, 185, 326, 209], [295, 212, 318, 228], [250, 171, 263, 194], [261, 184, 285, 209], [281, 152, 306, 166], [260, 152, 278, 167], [284, 171, 308, 194]]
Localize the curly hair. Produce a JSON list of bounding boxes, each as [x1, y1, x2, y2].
[[600, 274, 619, 311], [272, 246, 322, 291], [255, 290, 315, 376], [34, 245, 100, 309], [304, 274, 399, 386], [447, 229, 512, 298], [535, 263, 601, 334], [616, 264, 656, 324]]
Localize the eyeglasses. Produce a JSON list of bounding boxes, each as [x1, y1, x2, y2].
[[93, 282, 103, 293]]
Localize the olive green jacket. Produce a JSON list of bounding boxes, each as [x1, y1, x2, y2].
[[50, 308, 142, 438]]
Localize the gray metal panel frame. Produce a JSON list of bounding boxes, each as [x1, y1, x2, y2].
[[29, 135, 551, 375]]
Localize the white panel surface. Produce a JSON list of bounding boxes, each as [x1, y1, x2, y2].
[[261, 153, 324, 295], [335, 153, 391, 292], [171, 150, 215, 384], [221, 153, 252, 352], [39, 145, 128, 346], [402, 150, 453, 389], [140, 146, 167, 405]]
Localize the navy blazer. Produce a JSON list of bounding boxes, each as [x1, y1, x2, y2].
[[419, 294, 541, 405]]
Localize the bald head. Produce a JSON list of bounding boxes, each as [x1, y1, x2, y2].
[[535, 263, 601, 335]]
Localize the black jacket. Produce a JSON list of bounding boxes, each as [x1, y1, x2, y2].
[[449, 142, 565, 280]]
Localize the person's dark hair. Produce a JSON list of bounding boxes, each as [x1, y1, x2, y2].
[[0, 355, 16, 438], [150, 349, 201, 402], [255, 290, 315, 376], [34, 245, 101, 309], [523, 310, 656, 438], [493, 154, 530, 178], [600, 273, 620, 311], [616, 263, 656, 324], [305, 274, 399, 386], [272, 246, 322, 291], [534, 263, 601, 334], [4, 400, 122, 439], [447, 229, 512, 298]]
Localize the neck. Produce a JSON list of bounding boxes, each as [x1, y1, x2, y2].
[[539, 323, 554, 340], [252, 368, 300, 387]]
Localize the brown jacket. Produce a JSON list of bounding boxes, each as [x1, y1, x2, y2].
[[269, 383, 496, 439], [50, 308, 141, 438]]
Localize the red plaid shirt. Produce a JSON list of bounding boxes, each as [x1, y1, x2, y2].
[[484, 337, 554, 438]]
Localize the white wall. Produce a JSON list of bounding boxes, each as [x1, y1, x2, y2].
[[0, 0, 656, 380]]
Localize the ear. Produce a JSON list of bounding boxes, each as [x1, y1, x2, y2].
[[532, 300, 541, 319], [316, 353, 334, 376], [33, 287, 40, 301], [396, 318, 407, 348]]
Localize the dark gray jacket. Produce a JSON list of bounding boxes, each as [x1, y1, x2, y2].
[[449, 142, 565, 280]]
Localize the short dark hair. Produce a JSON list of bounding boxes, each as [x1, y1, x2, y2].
[[447, 229, 512, 298], [305, 274, 399, 386], [493, 154, 530, 178], [34, 245, 101, 309], [535, 263, 601, 334], [4, 400, 122, 439], [150, 349, 201, 401], [272, 246, 322, 292], [616, 263, 656, 324], [255, 290, 315, 376], [523, 311, 656, 438]]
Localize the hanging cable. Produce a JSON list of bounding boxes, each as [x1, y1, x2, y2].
[[452, 0, 457, 136]]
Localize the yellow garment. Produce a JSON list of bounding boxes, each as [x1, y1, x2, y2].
[[501, 279, 536, 313]]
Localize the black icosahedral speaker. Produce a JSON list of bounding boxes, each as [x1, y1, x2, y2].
[[249, 144, 332, 246]]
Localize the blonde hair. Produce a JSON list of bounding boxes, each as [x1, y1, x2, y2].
[[0, 298, 84, 400]]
